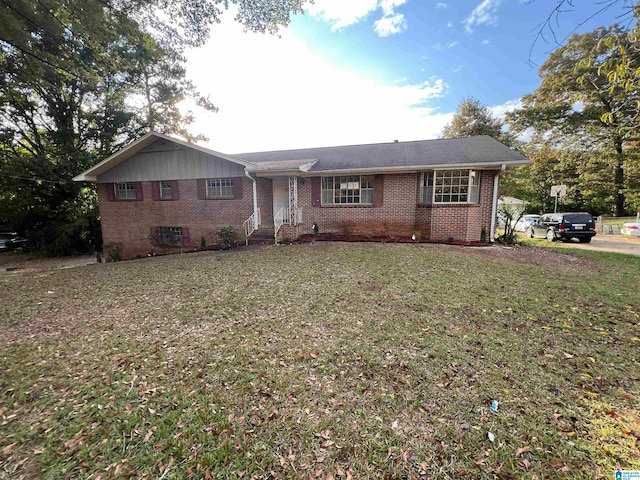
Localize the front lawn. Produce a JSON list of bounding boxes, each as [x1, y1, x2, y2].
[[1, 243, 639, 479]]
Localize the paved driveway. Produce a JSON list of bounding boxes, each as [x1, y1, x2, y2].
[[553, 234, 640, 256]]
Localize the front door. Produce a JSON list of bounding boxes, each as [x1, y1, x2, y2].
[[272, 177, 289, 224]]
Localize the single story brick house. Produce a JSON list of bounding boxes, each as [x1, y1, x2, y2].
[[73, 132, 529, 259]]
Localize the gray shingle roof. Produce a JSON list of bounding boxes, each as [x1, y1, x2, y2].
[[235, 136, 529, 173]]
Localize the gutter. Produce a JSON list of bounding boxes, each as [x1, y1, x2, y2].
[[244, 170, 260, 229], [298, 161, 528, 176], [490, 164, 506, 243]]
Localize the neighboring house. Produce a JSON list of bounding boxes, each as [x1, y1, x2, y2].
[[497, 196, 528, 226], [74, 132, 530, 260]]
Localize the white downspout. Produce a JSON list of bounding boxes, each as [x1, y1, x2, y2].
[[245, 170, 259, 229], [490, 164, 505, 243]]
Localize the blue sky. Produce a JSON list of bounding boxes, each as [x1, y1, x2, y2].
[[185, 0, 633, 153]]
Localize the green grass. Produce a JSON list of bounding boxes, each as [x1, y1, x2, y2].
[[1, 243, 639, 479], [599, 216, 638, 225]]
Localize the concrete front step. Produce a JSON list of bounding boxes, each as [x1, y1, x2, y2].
[[247, 230, 276, 245]]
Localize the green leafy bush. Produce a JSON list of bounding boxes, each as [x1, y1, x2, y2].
[[216, 227, 239, 250], [103, 242, 123, 262]]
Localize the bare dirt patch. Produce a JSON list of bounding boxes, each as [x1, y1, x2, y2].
[[0, 252, 96, 273]]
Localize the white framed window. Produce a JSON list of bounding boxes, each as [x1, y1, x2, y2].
[[206, 178, 234, 198], [115, 182, 136, 200], [158, 226, 182, 245], [321, 175, 373, 205], [421, 172, 434, 205], [160, 181, 172, 199], [426, 169, 480, 204]]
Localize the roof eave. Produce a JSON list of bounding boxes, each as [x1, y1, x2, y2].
[[305, 160, 530, 176]]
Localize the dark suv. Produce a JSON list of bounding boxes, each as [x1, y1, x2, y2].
[[527, 212, 596, 243]]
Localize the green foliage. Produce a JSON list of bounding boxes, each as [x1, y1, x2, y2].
[[0, 0, 307, 256], [103, 242, 123, 262], [496, 204, 523, 245], [480, 226, 488, 243], [507, 26, 640, 216], [441, 97, 518, 147], [216, 227, 239, 249], [312, 223, 319, 234], [200, 236, 207, 251]]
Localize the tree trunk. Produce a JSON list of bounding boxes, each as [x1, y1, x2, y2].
[[614, 139, 625, 217]]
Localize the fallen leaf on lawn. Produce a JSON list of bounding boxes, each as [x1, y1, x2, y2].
[[326, 472, 335, 480], [346, 469, 354, 480], [315, 429, 331, 440], [310, 351, 319, 359], [560, 466, 571, 473], [321, 440, 334, 448], [33, 447, 44, 454], [143, 428, 155, 442], [487, 432, 495, 442], [336, 465, 344, 476], [563, 352, 575, 359], [2, 443, 16, 455], [515, 446, 530, 457]]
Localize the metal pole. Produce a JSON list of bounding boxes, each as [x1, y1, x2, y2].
[[554, 193, 558, 213]]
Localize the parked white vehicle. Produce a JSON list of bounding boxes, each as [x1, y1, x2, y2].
[[512, 214, 540, 232], [621, 223, 640, 236]]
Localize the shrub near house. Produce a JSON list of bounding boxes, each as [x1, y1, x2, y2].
[[74, 132, 530, 259]]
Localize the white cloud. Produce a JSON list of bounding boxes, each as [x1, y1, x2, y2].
[[184, 21, 451, 152], [374, 13, 407, 37], [489, 98, 521, 120], [308, 0, 407, 36], [447, 21, 453, 28], [306, 0, 378, 30], [464, 0, 501, 34], [447, 41, 458, 48], [482, 39, 491, 45], [436, 2, 447, 9]]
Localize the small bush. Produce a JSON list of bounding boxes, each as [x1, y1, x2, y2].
[[336, 220, 353, 237], [312, 223, 319, 234], [200, 236, 207, 251], [496, 204, 523, 245], [103, 242, 123, 262], [480, 226, 488, 243], [216, 227, 239, 250]]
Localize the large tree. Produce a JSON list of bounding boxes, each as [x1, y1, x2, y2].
[[441, 97, 505, 139], [508, 25, 640, 216], [0, 0, 307, 254]]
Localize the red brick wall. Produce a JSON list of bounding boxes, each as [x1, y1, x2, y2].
[[418, 170, 498, 242], [98, 178, 254, 259], [296, 173, 418, 237], [97, 171, 499, 257], [256, 178, 273, 224]]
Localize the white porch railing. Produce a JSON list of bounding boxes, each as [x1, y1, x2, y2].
[[243, 208, 261, 245], [274, 207, 286, 243], [274, 207, 304, 244]]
